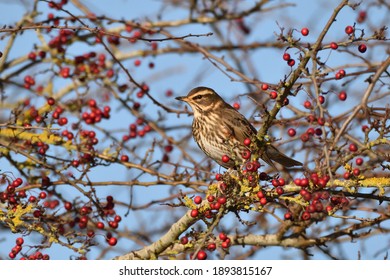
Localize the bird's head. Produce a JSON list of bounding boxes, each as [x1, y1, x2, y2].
[[176, 87, 224, 115]]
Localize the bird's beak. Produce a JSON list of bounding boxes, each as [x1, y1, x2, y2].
[[175, 96, 187, 102]]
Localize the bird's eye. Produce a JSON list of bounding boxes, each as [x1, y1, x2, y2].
[[193, 95, 203, 100]]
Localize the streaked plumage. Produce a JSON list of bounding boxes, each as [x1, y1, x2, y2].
[[176, 87, 302, 169]]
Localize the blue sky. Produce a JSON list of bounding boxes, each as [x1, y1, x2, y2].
[[0, 0, 388, 260]]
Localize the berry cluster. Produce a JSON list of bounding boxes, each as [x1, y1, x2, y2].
[[179, 231, 232, 260], [0, 174, 122, 259]]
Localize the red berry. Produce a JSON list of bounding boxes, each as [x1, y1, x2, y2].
[[16, 237, 24, 246], [357, 10, 367, 23], [190, 209, 199, 218], [39, 192, 47, 199], [352, 168, 360, 176], [318, 95, 325, 104], [325, 205, 333, 213], [338, 69, 346, 77], [233, 102, 240, 110], [47, 97, 55, 106], [97, 222, 105, 229], [276, 187, 284, 195], [261, 83, 269, 90], [180, 236, 188, 245], [221, 155, 230, 163], [344, 172, 351, 180], [287, 128, 296, 137], [304, 100, 312, 109], [217, 196, 226, 204], [207, 243, 216, 251], [120, 155, 129, 162], [282, 53, 290, 61], [284, 212, 292, 220], [196, 250, 207, 260], [193, 196, 202, 204], [260, 197, 267, 205], [287, 59, 295, 67], [355, 158, 363, 165], [219, 232, 227, 241], [358, 44, 367, 53], [301, 178, 309, 187], [269, 91, 278, 99], [241, 150, 251, 159], [338, 91, 347, 101], [349, 143, 358, 152], [317, 117, 325, 126], [108, 237, 117, 246], [134, 59, 141, 66], [301, 27, 309, 36], [301, 211, 311, 220], [345, 25, 354, 35], [300, 133, 309, 142], [362, 125, 369, 132], [330, 42, 338, 50], [64, 201, 72, 211], [256, 191, 264, 199], [28, 52, 37, 61], [243, 138, 251, 146]]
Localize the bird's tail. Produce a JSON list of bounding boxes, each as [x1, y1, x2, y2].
[[263, 145, 303, 169]]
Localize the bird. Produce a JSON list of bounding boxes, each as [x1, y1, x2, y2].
[[176, 86, 302, 170]]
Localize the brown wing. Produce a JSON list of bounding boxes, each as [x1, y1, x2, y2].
[[220, 107, 257, 144]]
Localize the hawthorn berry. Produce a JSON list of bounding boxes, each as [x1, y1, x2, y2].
[[241, 150, 251, 159], [243, 138, 251, 146], [96, 222, 105, 229], [287, 59, 295, 67], [352, 168, 360, 176], [193, 196, 202, 204], [301, 211, 311, 220], [217, 196, 226, 204], [180, 236, 189, 245], [207, 243, 216, 251], [349, 143, 358, 152], [196, 250, 207, 260], [301, 27, 309, 36], [287, 128, 296, 137], [260, 197, 267, 205], [338, 91, 347, 101], [120, 155, 129, 162], [358, 44, 367, 53], [16, 237, 24, 246], [345, 25, 354, 35], [330, 42, 338, 50], [276, 187, 284, 195], [269, 91, 278, 99], [190, 209, 199, 218], [356, 158, 363, 165], [282, 53, 290, 61], [300, 133, 309, 142], [304, 100, 312, 109], [219, 232, 227, 241], [284, 212, 292, 220], [221, 155, 230, 163], [108, 237, 117, 246]]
